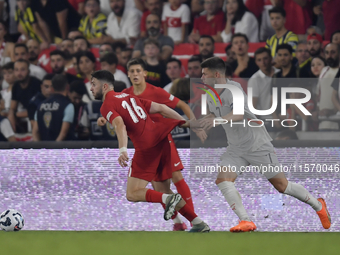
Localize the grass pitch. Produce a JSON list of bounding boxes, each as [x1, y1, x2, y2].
[[1, 231, 339, 255]]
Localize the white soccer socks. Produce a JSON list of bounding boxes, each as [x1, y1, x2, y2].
[[217, 181, 251, 221], [283, 181, 322, 211]]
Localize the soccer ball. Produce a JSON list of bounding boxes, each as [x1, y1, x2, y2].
[[0, 209, 24, 231]]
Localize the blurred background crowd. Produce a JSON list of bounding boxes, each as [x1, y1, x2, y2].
[[0, 0, 340, 143]]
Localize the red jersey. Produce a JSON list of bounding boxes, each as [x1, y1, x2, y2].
[[122, 83, 180, 122], [100, 91, 183, 149]]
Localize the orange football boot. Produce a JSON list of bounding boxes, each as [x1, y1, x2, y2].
[[316, 198, 331, 229], [230, 221, 257, 232]]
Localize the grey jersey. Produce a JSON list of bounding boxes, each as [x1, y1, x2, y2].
[[207, 80, 272, 154]]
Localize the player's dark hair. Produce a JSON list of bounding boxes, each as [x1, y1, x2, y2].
[[199, 35, 215, 45], [100, 52, 118, 65], [127, 58, 146, 70], [188, 55, 201, 64], [14, 43, 28, 52], [42, 73, 55, 82], [201, 57, 226, 75], [70, 80, 86, 95], [91, 70, 115, 86], [167, 57, 182, 68], [277, 44, 293, 54], [254, 47, 272, 59], [143, 38, 160, 49], [50, 50, 67, 59], [330, 30, 340, 43], [14, 59, 30, 68], [276, 130, 298, 140], [269, 6, 286, 18], [231, 33, 249, 44], [52, 74, 68, 92], [74, 36, 91, 49], [2, 62, 14, 70]]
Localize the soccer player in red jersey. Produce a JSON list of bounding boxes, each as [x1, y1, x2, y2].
[[122, 58, 206, 231], [90, 70, 210, 232]]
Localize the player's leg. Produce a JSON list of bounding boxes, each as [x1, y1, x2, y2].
[[126, 176, 164, 203], [152, 179, 186, 231], [154, 180, 209, 232], [216, 150, 256, 232]]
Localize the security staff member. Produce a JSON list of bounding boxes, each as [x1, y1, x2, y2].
[[32, 74, 75, 141]]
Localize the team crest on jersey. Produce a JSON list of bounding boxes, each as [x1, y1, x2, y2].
[[43, 112, 52, 128], [106, 122, 116, 137], [115, 93, 129, 98]]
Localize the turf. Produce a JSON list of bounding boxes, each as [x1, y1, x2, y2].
[[1, 231, 339, 255]]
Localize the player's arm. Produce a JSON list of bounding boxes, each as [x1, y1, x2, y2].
[[111, 116, 129, 167], [149, 102, 185, 121]]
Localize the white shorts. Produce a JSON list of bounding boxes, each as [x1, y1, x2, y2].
[[220, 144, 283, 179]]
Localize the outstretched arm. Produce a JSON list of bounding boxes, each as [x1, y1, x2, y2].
[[149, 102, 185, 121], [111, 116, 129, 167]]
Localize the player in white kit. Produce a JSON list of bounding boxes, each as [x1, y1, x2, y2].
[[190, 57, 331, 232]]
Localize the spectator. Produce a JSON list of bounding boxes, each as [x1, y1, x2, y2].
[[100, 0, 145, 15], [76, 51, 97, 101], [248, 47, 279, 121], [68, 0, 85, 16], [169, 78, 190, 140], [188, 0, 225, 44], [27, 39, 41, 66], [140, 0, 163, 38], [68, 80, 89, 140], [99, 52, 131, 89], [67, 28, 83, 40], [104, 0, 142, 46], [33, 74, 75, 141], [73, 36, 91, 53], [187, 56, 202, 78], [266, 7, 298, 59], [15, 0, 50, 48], [80, 100, 117, 140], [0, 20, 14, 66], [31, 0, 81, 42], [112, 41, 128, 73], [60, 39, 76, 74], [120, 47, 133, 69], [296, 41, 312, 78], [225, 44, 236, 64], [221, 0, 258, 43], [133, 13, 174, 61], [277, 0, 313, 35], [307, 33, 323, 58], [49, 50, 85, 91], [314, 43, 339, 131], [162, 0, 190, 44], [198, 35, 215, 62], [143, 38, 171, 88], [99, 42, 114, 57], [27, 73, 54, 128], [8, 59, 41, 133], [191, 0, 204, 16], [78, 0, 107, 45], [14, 43, 46, 81], [246, 0, 275, 41], [311, 56, 326, 78], [0, 115, 16, 141], [164, 58, 182, 92], [331, 31, 340, 45], [275, 129, 298, 140], [271, 44, 297, 126], [322, 0, 340, 41], [230, 33, 258, 78], [0, 62, 16, 117]]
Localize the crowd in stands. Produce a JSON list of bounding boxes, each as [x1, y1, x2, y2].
[[0, 0, 340, 142]]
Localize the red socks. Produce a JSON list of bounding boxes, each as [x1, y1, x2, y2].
[[178, 203, 197, 222], [175, 179, 194, 211], [145, 189, 163, 203]]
